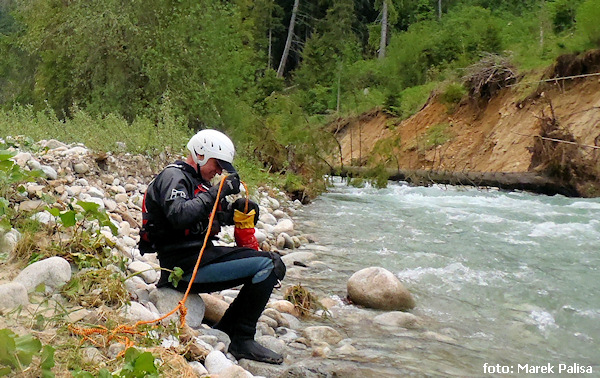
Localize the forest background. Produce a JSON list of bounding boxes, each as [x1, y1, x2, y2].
[[1, 0, 599, 196]]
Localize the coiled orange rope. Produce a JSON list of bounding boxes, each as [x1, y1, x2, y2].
[[69, 175, 247, 354]]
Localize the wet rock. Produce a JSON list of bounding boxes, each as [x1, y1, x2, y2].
[[267, 299, 297, 315], [347, 267, 415, 311], [281, 251, 316, 267], [302, 326, 343, 345], [13, 256, 71, 293], [373, 311, 422, 329], [0, 282, 29, 310]]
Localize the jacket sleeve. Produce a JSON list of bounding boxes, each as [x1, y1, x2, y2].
[[157, 168, 216, 230]]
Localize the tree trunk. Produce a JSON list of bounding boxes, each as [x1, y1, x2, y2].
[[438, 0, 442, 20], [268, 28, 272, 69], [277, 0, 299, 78], [378, 0, 388, 60]]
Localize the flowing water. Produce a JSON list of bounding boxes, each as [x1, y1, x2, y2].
[[292, 178, 600, 376]]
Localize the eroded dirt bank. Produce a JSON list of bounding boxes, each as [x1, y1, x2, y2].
[[329, 51, 600, 196]]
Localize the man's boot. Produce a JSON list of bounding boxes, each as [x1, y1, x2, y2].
[[215, 271, 283, 364]]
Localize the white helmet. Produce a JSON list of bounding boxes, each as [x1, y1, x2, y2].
[[187, 129, 236, 172]]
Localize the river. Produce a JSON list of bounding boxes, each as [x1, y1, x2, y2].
[[291, 178, 600, 376]]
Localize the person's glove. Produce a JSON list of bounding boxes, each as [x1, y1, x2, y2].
[[231, 198, 260, 226], [232, 198, 260, 250], [209, 173, 240, 200]]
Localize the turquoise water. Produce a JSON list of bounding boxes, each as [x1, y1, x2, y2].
[[294, 178, 600, 376]]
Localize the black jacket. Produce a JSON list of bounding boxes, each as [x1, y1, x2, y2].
[[140, 160, 233, 272]]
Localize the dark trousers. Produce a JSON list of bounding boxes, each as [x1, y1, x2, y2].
[[172, 247, 283, 340]]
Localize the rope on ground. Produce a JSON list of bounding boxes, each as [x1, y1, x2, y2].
[[512, 131, 600, 149], [69, 175, 237, 355], [506, 71, 600, 87]]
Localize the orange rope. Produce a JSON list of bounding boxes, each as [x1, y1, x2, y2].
[[69, 175, 243, 355]]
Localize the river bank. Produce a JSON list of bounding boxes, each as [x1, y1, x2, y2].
[[0, 138, 422, 377], [328, 51, 600, 198]]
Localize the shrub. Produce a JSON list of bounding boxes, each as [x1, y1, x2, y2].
[[577, 0, 600, 46]]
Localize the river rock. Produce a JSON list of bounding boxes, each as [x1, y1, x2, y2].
[[199, 293, 229, 323], [149, 288, 205, 328], [205, 350, 234, 374], [273, 219, 294, 234], [0, 228, 21, 254], [121, 301, 157, 322], [347, 267, 415, 311], [13, 256, 71, 293], [188, 361, 209, 377], [128, 260, 157, 284], [18, 200, 44, 212], [302, 326, 343, 345], [267, 299, 297, 316], [281, 251, 316, 267], [0, 282, 29, 310], [257, 335, 286, 355], [41, 165, 58, 180], [259, 212, 277, 226], [115, 193, 128, 203], [373, 311, 422, 329], [74, 162, 90, 174]]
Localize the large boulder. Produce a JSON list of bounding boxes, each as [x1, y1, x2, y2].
[[149, 288, 205, 328], [347, 267, 415, 311], [13, 256, 72, 293]]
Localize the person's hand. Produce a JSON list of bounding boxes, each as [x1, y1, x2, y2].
[[209, 173, 240, 200], [232, 198, 260, 225], [222, 173, 241, 197]]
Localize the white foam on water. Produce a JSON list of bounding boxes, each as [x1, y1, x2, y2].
[[528, 221, 598, 238], [566, 201, 600, 210], [529, 310, 558, 331], [396, 262, 508, 287]]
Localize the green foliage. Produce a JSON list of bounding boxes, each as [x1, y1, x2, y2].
[[0, 328, 55, 377], [62, 268, 128, 308], [577, 0, 600, 46], [0, 105, 192, 155], [423, 123, 453, 149], [547, 0, 582, 33], [0, 148, 43, 230], [440, 82, 467, 105], [369, 135, 402, 171], [73, 348, 158, 378], [167, 267, 184, 288], [364, 164, 390, 189]]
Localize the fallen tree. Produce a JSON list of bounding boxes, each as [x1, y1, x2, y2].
[[334, 167, 579, 197]]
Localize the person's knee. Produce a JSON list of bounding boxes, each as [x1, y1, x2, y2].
[[269, 252, 286, 281]]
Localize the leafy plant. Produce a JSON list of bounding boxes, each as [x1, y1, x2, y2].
[[61, 267, 128, 308], [72, 348, 159, 378], [0, 149, 43, 230], [0, 328, 55, 377], [423, 123, 454, 150]]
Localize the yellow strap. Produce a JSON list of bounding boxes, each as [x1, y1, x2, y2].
[[233, 209, 256, 229]]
